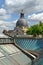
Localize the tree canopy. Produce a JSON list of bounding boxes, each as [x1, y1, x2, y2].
[[26, 21, 43, 37]]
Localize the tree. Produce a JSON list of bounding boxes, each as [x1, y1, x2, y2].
[[26, 23, 43, 37], [26, 28, 32, 35]]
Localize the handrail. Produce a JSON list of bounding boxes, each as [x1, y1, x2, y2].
[[13, 42, 38, 61]]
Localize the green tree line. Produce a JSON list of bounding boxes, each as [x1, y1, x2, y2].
[[26, 21, 43, 37]]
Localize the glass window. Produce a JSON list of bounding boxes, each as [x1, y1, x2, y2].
[[0, 44, 32, 65], [10, 52, 32, 65], [0, 52, 4, 57], [0, 44, 20, 54]]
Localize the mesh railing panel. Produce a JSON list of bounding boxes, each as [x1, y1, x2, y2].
[[15, 38, 43, 50]]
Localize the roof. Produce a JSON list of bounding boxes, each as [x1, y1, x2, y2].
[[16, 18, 28, 27], [0, 44, 32, 65], [0, 34, 9, 38], [16, 12, 28, 27]]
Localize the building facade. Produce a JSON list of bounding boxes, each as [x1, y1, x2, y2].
[[3, 11, 28, 36]]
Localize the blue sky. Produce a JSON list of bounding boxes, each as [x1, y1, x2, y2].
[[0, 0, 43, 34], [0, 0, 5, 8]]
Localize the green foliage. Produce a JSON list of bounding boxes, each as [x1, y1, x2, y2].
[[26, 28, 32, 35], [26, 22, 43, 36]]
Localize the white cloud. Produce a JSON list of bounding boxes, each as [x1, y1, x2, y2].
[[28, 13, 43, 21], [5, 0, 43, 14], [0, 8, 10, 20], [0, 20, 17, 33], [0, 8, 6, 15], [6, 0, 26, 5]]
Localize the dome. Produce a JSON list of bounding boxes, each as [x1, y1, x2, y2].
[[16, 18, 28, 27], [16, 11, 28, 27]]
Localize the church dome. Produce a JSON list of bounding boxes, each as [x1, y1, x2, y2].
[[16, 18, 28, 27], [16, 11, 28, 27]]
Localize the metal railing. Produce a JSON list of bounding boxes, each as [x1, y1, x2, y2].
[[0, 38, 14, 44]]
